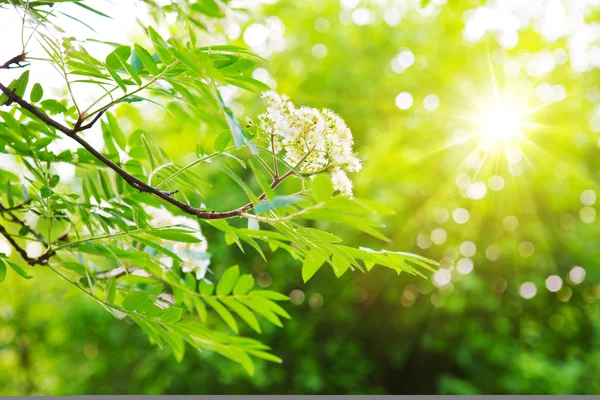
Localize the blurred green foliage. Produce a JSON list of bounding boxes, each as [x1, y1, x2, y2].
[[2, 0, 600, 395]]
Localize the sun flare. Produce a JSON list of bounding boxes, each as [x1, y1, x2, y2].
[[483, 105, 523, 142]]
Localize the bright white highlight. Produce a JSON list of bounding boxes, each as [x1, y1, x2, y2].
[[484, 105, 523, 141]]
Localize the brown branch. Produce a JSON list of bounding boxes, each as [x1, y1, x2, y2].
[[0, 199, 53, 265], [0, 78, 298, 221], [0, 223, 54, 265], [0, 53, 29, 70], [0, 200, 46, 243], [0, 54, 303, 268], [0, 54, 301, 228]]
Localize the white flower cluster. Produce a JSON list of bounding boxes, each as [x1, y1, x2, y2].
[[257, 91, 362, 197], [143, 205, 210, 280]]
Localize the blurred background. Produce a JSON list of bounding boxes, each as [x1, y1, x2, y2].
[[2, 0, 600, 394]]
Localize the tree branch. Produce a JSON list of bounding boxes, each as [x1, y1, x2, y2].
[[0, 53, 29, 70], [0, 55, 300, 223], [0, 223, 54, 265], [0, 200, 46, 243]]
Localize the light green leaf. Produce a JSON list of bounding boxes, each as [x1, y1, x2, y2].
[[106, 112, 127, 149], [221, 298, 261, 333], [200, 279, 215, 295], [253, 195, 304, 214], [216, 265, 239, 296], [105, 45, 131, 70], [130, 316, 163, 349], [14, 70, 30, 99], [161, 307, 183, 324], [6, 259, 33, 280], [133, 44, 160, 75], [192, 297, 207, 322], [213, 130, 231, 152], [105, 277, 116, 303], [312, 174, 333, 202], [147, 228, 202, 243], [247, 350, 283, 364], [249, 290, 289, 301], [240, 298, 283, 327], [122, 291, 149, 311], [0, 259, 7, 282], [233, 274, 255, 295], [30, 83, 43, 102], [302, 247, 331, 282], [205, 298, 239, 334], [332, 253, 351, 278], [147, 26, 172, 64]]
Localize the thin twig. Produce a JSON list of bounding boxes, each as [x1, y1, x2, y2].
[[0, 223, 54, 265]]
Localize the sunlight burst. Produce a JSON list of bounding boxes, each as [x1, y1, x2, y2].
[[483, 105, 523, 142]]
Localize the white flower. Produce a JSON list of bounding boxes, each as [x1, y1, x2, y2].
[[331, 169, 353, 197], [143, 205, 210, 280], [258, 91, 361, 196]]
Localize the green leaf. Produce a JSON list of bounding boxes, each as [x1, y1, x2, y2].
[[224, 76, 270, 93], [116, 52, 142, 86], [133, 44, 160, 75], [191, 0, 225, 18], [105, 65, 127, 92], [147, 228, 202, 243], [130, 316, 163, 349], [312, 174, 333, 203], [216, 265, 239, 296], [122, 291, 150, 311], [5, 259, 33, 280], [147, 26, 173, 64], [221, 298, 261, 333], [205, 298, 239, 334], [199, 279, 214, 295], [40, 185, 53, 198], [240, 298, 283, 327], [13, 70, 30, 99], [161, 307, 183, 324], [106, 112, 127, 149], [302, 248, 331, 282], [249, 296, 291, 320], [233, 274, 254, 295], [249, 290, 289, 301], [105, 277, 116, 303], [213, 130, 231, 152], [185, 273, 197, 291], [105, 45, 132, 70], [30, 83, 43, 102], [247, 350, 283, 364], [5, 181, 13, 207], [248, 159, 275, 201], [253, 195, 304, 214], [0, 259, 7, 282], [332, 253, 351, 278], [192, 297, 208, 322], [158, 328, 185, 362], [40, 99, 67, 115], [214, 88, 257, 153]]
